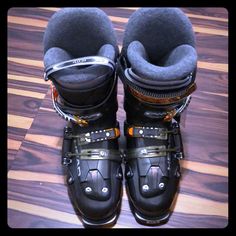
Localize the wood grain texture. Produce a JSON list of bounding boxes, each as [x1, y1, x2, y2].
[[8, 114, 34, 130], [7, 7, 228, 228], [8, 139, 22, 151], [8, 74, 49, 85]]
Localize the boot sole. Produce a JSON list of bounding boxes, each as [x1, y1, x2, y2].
[[81, 211, 119, 228]]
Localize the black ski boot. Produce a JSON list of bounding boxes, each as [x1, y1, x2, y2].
[[117, 8, 197, 225], [43, 8, 123, 227]]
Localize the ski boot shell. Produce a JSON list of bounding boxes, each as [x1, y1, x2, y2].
[[117, 8, 197, 225], [43, 8, 123, 227]]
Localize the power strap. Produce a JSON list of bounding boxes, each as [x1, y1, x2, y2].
[[44, 56, 116, 81]]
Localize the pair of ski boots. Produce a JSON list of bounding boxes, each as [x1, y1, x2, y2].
[[43, 8, 197, 227]]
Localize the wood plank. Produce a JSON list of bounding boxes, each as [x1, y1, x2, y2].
[[8, 74, 49, 85], [8, 15, 48, 28], [39, 107, 55, 112], [200, 107, 228, 114], [200, 91, 228, 97], [37, 7, 61, 12], [182, 8, 228, 20], [193, 26, 227, 36], [8, 139, 22, 151], [172, 193, 228, 218], [8, 170, 65, 184], [24, 133, 62, 149], [8, 57, 44, 68], [8, 88, 45, 99], [8, 114, 34, 129], [7, 126, 28, 142], [8, 63, 45, 79], [197, 61, 228, 73], [186, 13, 228, 22], [182, 160, 228, 177], [8, 200, 82, 226], [8, 209, 82, 228], [118, 8, 228, 22]]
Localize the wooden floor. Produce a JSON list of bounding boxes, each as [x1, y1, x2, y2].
[[7, 7, 228, 228]]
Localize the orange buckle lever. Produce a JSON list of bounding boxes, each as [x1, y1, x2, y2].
[[51, 84, 58, 100], [114, 127, 120, 138], [164, 110, 177, 122], [51, 83, 88, 127], [105, 128, 120, 139], [73, 115, 89, 126], [127, 127, 134, 137]]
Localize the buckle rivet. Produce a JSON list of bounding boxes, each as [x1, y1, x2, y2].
[[68, 176, 73, 184], [141, 149, 147, 155], [102, 187, 108, 193], [85, 187, 92, 193], [106, 132, 110, 137], [139, 130, 144, 134], [100, 151, 106, 157], [159, 183, 165, 189], [142, 184, 149, 191]]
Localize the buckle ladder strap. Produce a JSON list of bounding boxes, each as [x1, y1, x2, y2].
[[126, 126, 169, 140], [123, 145, 183, 161], [172, 123, 184, 159], [123, 146, 176, 160], [124, 123, 184, 160], [44, 56, 116, 81], [62, 149, 121, 165], [65, 127, 120, 145]]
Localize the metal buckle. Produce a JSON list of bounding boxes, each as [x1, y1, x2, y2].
[[51, 84, 88, 127], [174, 152, 184, 160], [78, 132, 91, 144], [127, 126, 168, 140], [66, 127, 120, 146], [62, 156, 73, 166], [76, 149, 122, 162], [125, 146, 168, 159], [45, 56, 115, 80]]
